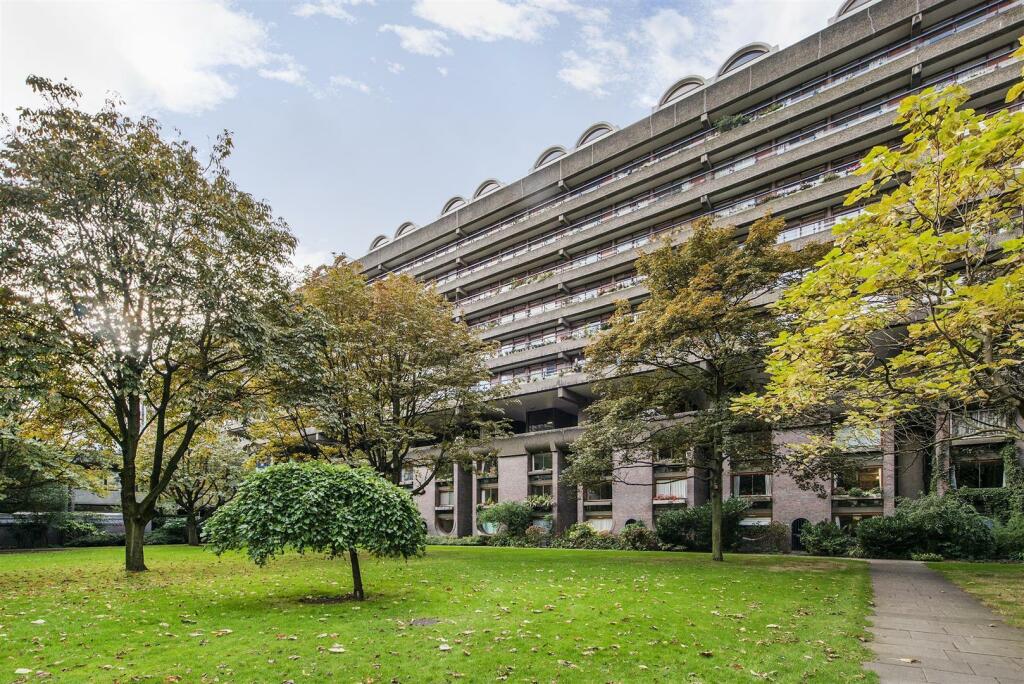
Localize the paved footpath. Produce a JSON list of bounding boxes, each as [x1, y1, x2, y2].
[[865, 559, 1024, 683]]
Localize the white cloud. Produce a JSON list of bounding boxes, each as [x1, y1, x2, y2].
[[293, 0, 373, 23], [412, 0, 557, 42], [0, 0, 305, 117], [258, 54, 309, 86], [437, 66, 449, 77], [385, 60, 405, 75], [379, 24, 452, 57], [557, 24, 628, 97], [330, 74, 371, 94], [557, 0, 835, 107]]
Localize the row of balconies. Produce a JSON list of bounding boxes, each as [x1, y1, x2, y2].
[[367, 1, 1020, 282]]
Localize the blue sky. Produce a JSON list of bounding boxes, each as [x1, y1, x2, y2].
[[1, 0, 838, 269]]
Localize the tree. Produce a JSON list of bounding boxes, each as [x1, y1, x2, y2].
[[744, 75, 1024, 477], [0, 77, 296, 570], [565, 216, 825, 561], [256, 260, 506, 492], [158, 426, 249, 545], [205, 461, 426, 600]]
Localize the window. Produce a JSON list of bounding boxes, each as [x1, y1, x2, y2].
[[835, 466, 881, 493], [654, 478, 686, 500], [530, 453, 553, 472], [529, 483, 552, 498], [478, 486, 498, 505], [734, 473, 770, 496], [584, 481, 612, 501], [400, 465, 414, 485], [955, 459, 1005, 489], [437, 488, 454, 507], [585, 516, 613, 532], [834, 424, 882, 451]]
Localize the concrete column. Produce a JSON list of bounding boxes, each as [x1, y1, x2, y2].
[[454, 463, 473, 537], [553, 447, 577, 533], [498, 455, 528, 502], [612, 456, 653, 531], [882, 423, 897, 516]]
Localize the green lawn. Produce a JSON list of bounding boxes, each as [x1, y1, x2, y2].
[[929, 561, 1024, 628], [0, 546, 875, 682]]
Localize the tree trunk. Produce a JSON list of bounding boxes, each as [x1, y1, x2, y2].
[[710, 465, 724, 562], [348, 547, 364, 600], [186, 514, 200, 546], [124, 517, 148, 572]]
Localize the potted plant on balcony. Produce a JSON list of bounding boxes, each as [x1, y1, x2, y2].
[[526, 494, 553, 511]]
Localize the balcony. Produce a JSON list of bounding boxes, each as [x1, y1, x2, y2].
[[951, 409, 1013, 441]]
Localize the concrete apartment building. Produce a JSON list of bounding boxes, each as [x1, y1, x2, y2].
[[354, 0, 1024, 542]]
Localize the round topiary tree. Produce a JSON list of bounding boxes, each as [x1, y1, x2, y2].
[[204, 461, 425, 599]]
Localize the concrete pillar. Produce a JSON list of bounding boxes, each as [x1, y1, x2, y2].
[[454, 464, 474, 537], [553, 448, 577, 533]]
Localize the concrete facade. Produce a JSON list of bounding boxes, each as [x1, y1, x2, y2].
[[355, 0, 1024, 537]]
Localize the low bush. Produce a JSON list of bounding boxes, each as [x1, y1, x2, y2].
[[911, 552, 944, 562], [64, 532, 125, 547], [146, 517, 188, 545], [477, 501, 534, 537], [524, 525, 552, 547], [799, 521, 852, 557], [655, 498, 748, 551], [555, 523, 619, 550], [856, 514, 919, 558], [425, 535, 487, 546], [857, 495, 996, 559], [617, 522, 659, 551], [994, 515, 1024, 559], [741, 521, 790, 554], [53, 515, 101, 544]]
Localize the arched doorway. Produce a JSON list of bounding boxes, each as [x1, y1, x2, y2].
[[791, 518, 809, 551]]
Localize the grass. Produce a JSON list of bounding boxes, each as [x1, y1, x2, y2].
[[928, 561, 1024, 628], [0, 546, 876, 683]]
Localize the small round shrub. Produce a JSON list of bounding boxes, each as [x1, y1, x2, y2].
[[855, 514, 917, 558], [559, 522, 596, 548], [618, 522, 659, 551], [654, 498, 748, 551], [146, 517, 188, 545], [477, 501, 534, 537], [743, 521, 791, 554], [54, 515, 101, 544], [799, 521, 852, 557]]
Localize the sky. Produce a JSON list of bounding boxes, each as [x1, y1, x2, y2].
[[1, 0, 840, 270]]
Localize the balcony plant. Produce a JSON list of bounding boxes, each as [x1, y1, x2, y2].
[[525, 494, 553, 510]]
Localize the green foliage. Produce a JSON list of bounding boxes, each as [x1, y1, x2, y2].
[[206, 462, 425, 566], [524, 494, 553, 509], [553, 524, 620, 550], [994, 515, 1024, 559], [477, 500, 534, 537], [910, 552, 944, 562], [254, 262, 506, 488], [0, 77, 297, 570], [618, 522, 660, 551], [741, 521, 791, 554], [655, 498, 749, 551], [799, 521, 853, 557], [714, 113, 751, 132], [53, 515, 101, 543], [146, 518, 188, 545], [748, 82, 1024, 450], [425, 535, 487, 546], [952, 488, 1016, 524], [64, 532, 125, 547], [570, 215, 826, 561], [857, 495, 996, 559], [523, 525, 551, 547]]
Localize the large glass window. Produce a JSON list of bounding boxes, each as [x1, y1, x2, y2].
[[529, 483, 552, 498], [835, 466, 881, 493], [478, 486, 498, 505], [734, 473, 770, 496], [955, 459, 1005, 488], [585, 516, 613, 532], [437, 488, 454, 507], [584, 481, 612, 501]]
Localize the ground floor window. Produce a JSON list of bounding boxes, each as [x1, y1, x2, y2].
[[585, 515, 613, 532], [654, 477, 686, 501], [584, 481, 612, 502], [478, 485, 498, 505], [836, 513, 878, 531], [954, 458, 1005, 488]]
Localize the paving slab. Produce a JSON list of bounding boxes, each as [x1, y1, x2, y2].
[[865, 560, 1024, 683]]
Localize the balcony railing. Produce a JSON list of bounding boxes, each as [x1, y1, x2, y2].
[[370, 0, 1019, 274], [470, 276, 644, 331], [951, 409, 1013, 439]]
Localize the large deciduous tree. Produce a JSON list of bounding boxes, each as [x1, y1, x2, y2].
[[205, 461, 426, 600], [745, 78, 1024, 469], [255, 261, 505, 493], [566, 216, 824, 561], [0, 77, 295, 570]]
